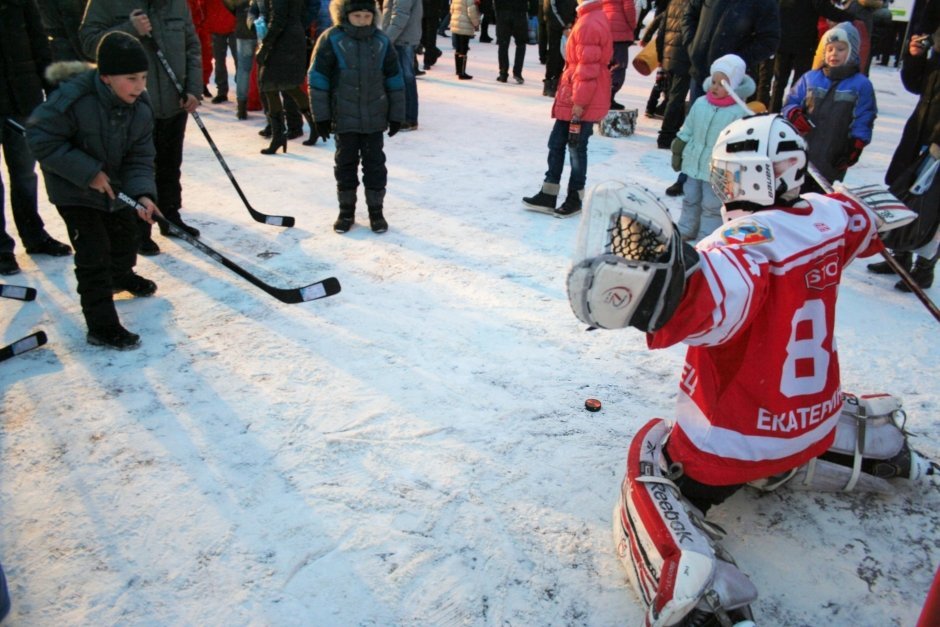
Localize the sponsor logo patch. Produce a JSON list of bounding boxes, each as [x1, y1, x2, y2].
[[604, 286, 633, 308], [720, 221, 773, 246]]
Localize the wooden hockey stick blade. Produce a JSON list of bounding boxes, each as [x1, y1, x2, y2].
[[0, 284, 37, 301]]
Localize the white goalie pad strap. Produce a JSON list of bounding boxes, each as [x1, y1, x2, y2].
[[830, 393, 906, 460], [612, 419, 757, 626], [749, 393, 911, 493]]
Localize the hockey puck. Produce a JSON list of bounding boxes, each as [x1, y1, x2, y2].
[[584, 398, 602, 412]]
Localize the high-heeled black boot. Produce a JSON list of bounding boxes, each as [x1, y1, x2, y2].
[[260, 113, 287, 155], [301, 109, 318, 146]]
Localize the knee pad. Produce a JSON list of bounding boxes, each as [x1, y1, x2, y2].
[[612, 418, 757, 626], [750, 393, 937, 493]]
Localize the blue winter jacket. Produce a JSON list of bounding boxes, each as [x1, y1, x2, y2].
[[782, 23, 876, 182]]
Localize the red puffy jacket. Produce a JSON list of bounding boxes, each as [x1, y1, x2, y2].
[[551, 0, 613, 122], [204, 0, 236, 34], [601, 0, 636, 43]]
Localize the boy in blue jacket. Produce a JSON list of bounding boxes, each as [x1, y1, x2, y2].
[[782, 22, 877, 189], [27, 32, 161, 350], [308, 0, 405, 234]]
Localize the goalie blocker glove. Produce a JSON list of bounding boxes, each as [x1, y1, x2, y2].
[[567, 182, 699, 332]]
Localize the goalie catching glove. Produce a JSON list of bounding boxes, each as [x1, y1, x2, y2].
[[567, 182, 699, 332]]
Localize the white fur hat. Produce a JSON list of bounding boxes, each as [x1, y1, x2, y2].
[[710, 54, 746, 90]]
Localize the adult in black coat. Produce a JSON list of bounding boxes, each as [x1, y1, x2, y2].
[[875, 30, 940, 289], [682, 0, 780, 100], [0, 0, 72, 276], [656, 0, 691, 147], [541, 0, 576, 96], [256, 0, 317, 153], [36, 0, 91, 61], [886, 33, 940, 186]]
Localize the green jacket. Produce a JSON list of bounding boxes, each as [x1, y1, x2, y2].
[[79, 0, 202, 118]]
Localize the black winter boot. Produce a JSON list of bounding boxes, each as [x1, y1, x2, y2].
[[456, 54, 473, 80], [554, 189, 583, 218], [366, 188, 388, 233], [159, 208, 201, 238], [112, 272, 157, 297], [522, 182, 559, 213], [868, 250, 912, 275], [542, 77, 556, 97], [334, 189, 357, 233], [87, 324, 141, 350], [895, 255, 937, 292], [237, 100, 248, 120], [261, 112, 287, 154], [301, 109, 318, 146]]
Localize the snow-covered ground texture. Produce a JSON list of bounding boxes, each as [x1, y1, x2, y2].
[[2, 40, 938, 627]]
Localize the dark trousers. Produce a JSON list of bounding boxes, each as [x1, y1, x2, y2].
[[659, 71, 691, 141], [58, 205, 139, 331], [0, 116, 47, 253], [141, 111, 188, 242], [543, 21, 565, 83], [770, 50, 812, 113], [211, 32, 237, 95], [664, 442, 743, 514], [610, 40, 631, 97], [334, 132, 387, 192], [496, 10, 528, 76], [452, 34, 471, 55]]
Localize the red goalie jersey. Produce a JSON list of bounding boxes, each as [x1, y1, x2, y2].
[[649, 192, 882, 486]]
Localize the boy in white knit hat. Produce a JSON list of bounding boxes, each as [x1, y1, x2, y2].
[[670, 53, 755, 241]]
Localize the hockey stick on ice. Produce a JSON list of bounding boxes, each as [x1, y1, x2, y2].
[[0, 331, 47, 363], [139, 31, 296, 228], [118, 193, 340, 303], [0, 284, 37, 301]]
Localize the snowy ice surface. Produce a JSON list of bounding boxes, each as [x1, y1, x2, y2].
[[1, 41, 938, 627]]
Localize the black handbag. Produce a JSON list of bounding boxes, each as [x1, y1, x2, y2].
[[882, 152, 940, 252]]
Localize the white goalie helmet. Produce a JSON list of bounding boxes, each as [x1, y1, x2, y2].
[[710, 114, 807, 209]]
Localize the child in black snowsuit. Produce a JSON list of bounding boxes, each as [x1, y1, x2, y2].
[[27, 32, 161, 350], [307, 0, 406, 234]]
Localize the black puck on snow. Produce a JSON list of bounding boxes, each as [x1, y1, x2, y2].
[[584, 398, 602, 412]]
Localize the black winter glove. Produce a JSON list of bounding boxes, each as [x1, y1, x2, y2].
[[388, 121, 401, 137], [837, 137, 866, 169], [314, 120, 331, 141]]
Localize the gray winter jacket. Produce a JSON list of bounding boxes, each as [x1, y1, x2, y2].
[[381, 0, 423, 46], [79, 0, 202, 119], [26, 67, 156, 211], [308, 18, 405, 133]]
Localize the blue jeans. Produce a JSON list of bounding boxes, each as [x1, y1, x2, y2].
[[394, 43, 418, 125], [544, 119, 593, 194], [0, 116, 46, 253], [679, 176, 722, 241], [235, 38, 256, 103]]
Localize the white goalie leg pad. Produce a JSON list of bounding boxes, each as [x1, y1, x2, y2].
[[750, 393, 937, 493], [612, 418, 757, 626]]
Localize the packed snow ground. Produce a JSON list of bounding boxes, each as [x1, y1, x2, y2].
[[2, 39, 938, 626]]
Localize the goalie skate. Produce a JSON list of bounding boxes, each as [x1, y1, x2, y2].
[[612, 418, 757, 626], [750, 393, 938, 493]]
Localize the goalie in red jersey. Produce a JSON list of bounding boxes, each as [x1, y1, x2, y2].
[[566, 114, 937, 627]]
